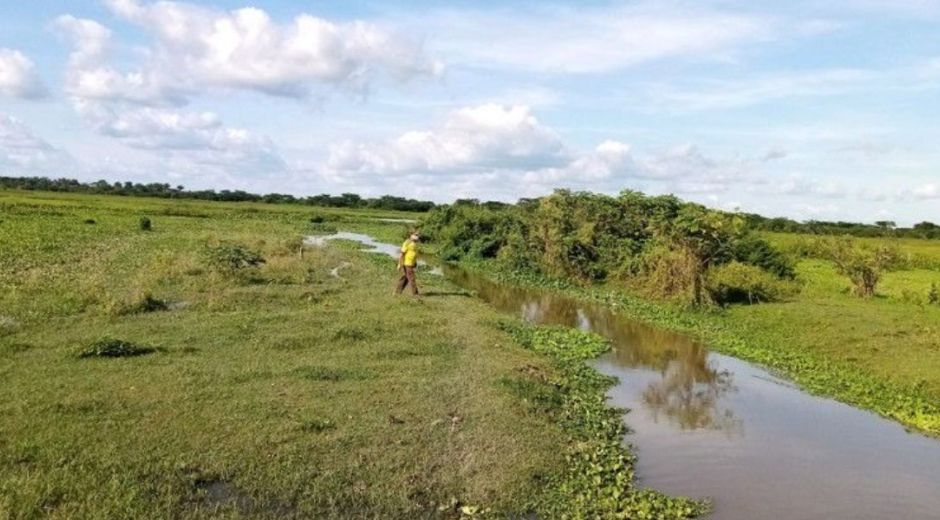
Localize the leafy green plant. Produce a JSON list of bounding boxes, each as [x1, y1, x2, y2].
[[203, 243, 265, 276], [822, 237, 900, 297], [308, 221, 337, 234], [138, 216, 152, 231], [77, 338, 157, 358], [929, 283, 939, 305], [498, 322, 708, 518], [706, 261, 799, 305], [112, 291, 169, 315]]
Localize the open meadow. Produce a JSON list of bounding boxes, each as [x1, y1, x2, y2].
[[0, 190, 703, 519]]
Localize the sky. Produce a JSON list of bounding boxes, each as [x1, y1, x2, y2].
[[0, 0, 938, 224]]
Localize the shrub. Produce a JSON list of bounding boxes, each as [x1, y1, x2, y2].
[[929, 283, 939, 306], [822, 237, 900, 297], [77, 338, 156, 358], [640, 244, 701, 304], [732, 234, 795, 279], [203, 243, 265, 276], [112, 292, 168, 315], [139, 216, 152, 231], [308, 222, 337, 234], [706, 261, 798, 305]]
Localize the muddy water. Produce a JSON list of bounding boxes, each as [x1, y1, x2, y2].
[[313, 233, 940, 520]]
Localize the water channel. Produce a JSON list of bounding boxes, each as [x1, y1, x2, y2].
[[310, 232, 940, 520]]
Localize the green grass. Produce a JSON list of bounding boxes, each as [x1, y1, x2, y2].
[[0, 190, 701, 519]]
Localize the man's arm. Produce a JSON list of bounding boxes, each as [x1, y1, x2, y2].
[[397, 251, 405, 270]]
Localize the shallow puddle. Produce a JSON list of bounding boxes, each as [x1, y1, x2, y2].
[[314, 232, 940, 520]]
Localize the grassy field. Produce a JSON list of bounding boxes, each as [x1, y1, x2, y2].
[[0, 190, 702, 518]]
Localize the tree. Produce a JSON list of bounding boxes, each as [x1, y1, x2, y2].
[[655, 205, 744, 305], [824, 237, 899, 297]]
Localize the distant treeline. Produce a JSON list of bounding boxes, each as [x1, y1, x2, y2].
[[0, 176, 436, 212], [741, 213, 939, 239]]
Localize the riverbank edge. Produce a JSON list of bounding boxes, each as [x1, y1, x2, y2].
[[488, 320, 709, 518], [453, 258, 940, 438], [350, 246, 708, 517]]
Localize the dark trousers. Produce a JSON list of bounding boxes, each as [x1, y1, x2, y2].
[[395, 266, 419, 295]]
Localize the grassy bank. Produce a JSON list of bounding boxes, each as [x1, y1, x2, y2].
[[453, 256, 940, 437], [0, 190, 702, 518]]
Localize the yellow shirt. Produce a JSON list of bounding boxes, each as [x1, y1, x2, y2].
[[401, 240, 418, 267]]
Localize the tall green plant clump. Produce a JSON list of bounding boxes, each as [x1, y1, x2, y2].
[[421, 189, 796, 306]]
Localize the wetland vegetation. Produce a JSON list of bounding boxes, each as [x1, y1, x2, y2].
[[420, 190, 940, 435], [0, 189, 702, 518], [2, 185, 939, 519]]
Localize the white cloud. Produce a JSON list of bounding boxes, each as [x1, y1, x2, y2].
[[913, 183, 940, 199], [0, 115, 73, 172], [325, 103, 759, 198], [415, 4, 771, 74], [327, 103, 567, 176], [54, 10, 296, 185], [0, 49, 47, 99], [83, 0, 442, 103], [72, 101, 286, 178], [55, 15, 184, 106]]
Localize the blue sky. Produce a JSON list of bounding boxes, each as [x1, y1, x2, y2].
[[1, 0, 938, 224]]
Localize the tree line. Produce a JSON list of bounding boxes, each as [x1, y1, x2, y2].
[[742, 213, 939, 240], [0, 176, 436, 212]]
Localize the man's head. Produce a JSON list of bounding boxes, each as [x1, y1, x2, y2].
[[409, 231, 420, 241]]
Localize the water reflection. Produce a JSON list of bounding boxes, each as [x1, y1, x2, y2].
[[443, 264, 740, 434]]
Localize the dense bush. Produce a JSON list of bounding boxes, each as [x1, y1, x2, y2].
[[423, 189, 794, 305], [731, 234, 795, 279], [203, 243, 266, 276], [706, 262, 797, 305], [138, 216, 152, 231]]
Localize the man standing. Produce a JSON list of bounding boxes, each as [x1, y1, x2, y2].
[[395, 231, 420, 296]]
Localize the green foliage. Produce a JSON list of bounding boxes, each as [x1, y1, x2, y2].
[[929, 283, 939, 305], [0, 175, 436, 211], [706, 261, 798, 305], [77, 338, 157, 358], [112, 292, 169, 315], [424, 190, 793, 306], [203, 243, 266, 276], [499, 322, 708, 519], [744, 212, 940, 240], [424, 190, 794, 305], [731, 233, 795, 279], [308, 222, 338, 234], [138, 216, 152, 231], [822, 237, 900, 297]]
